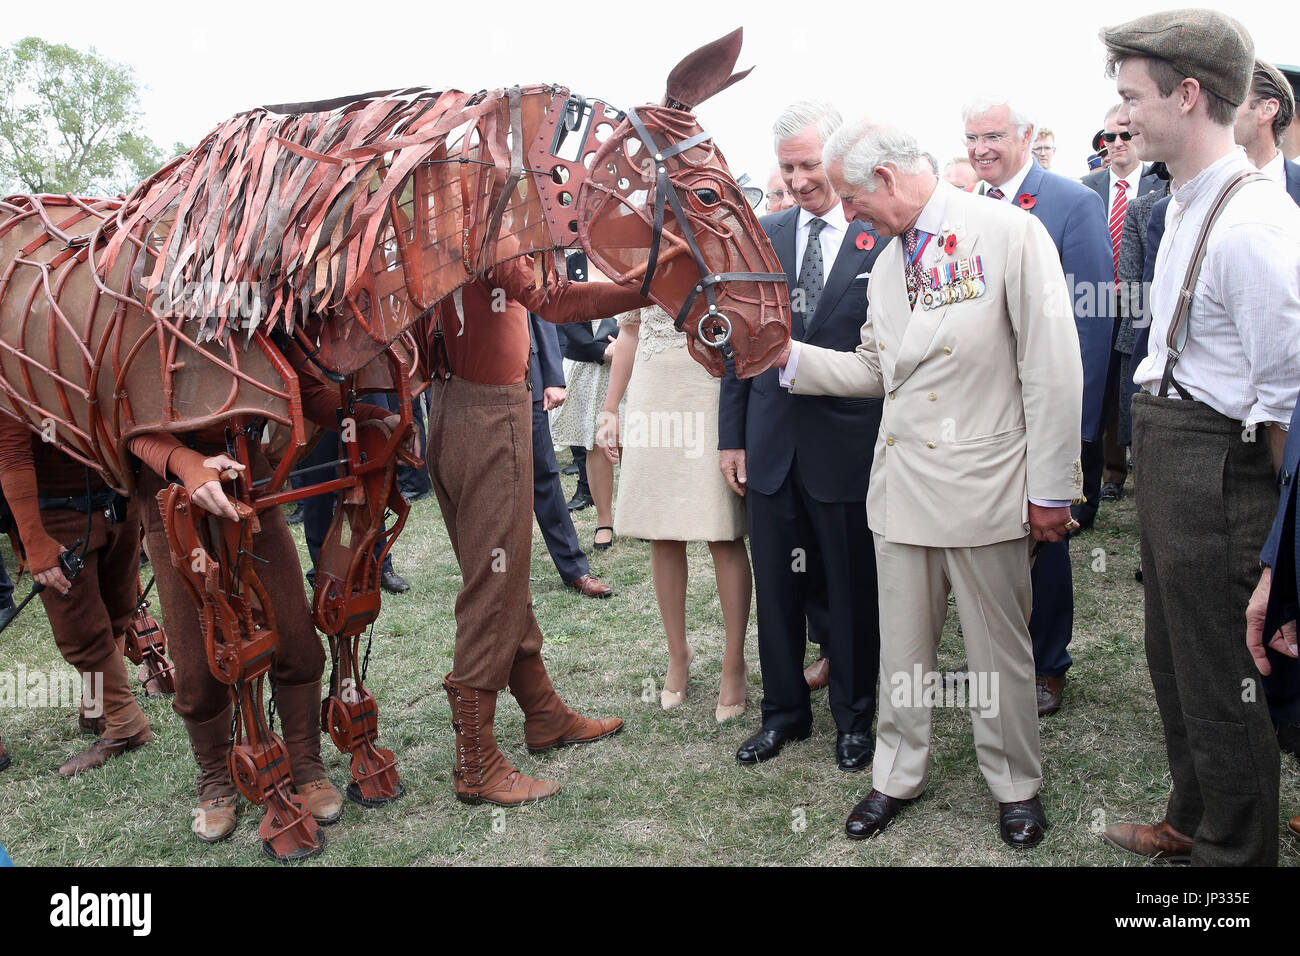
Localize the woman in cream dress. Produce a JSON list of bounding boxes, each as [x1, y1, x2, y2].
[[597, 306, 750, 722]]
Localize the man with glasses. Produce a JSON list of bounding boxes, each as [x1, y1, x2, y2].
[[1081, 106, 1165, 514], [765, 168, 796, 213], [964, 95, 1114, 718], [1032, 128, 1057, 171]]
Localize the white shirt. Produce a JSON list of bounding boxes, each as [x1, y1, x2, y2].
[[1107, 164, 1144, 218], [984, 157, 1035, 202], [1134, 147, 1300, 426], [781, 180, 1070, 507], [1259, 150, 1286, 189], [794, 203, 848, 282]]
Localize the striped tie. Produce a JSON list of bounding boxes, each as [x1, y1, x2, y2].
[[1108, 180, 1128, 281], [986, 187, 1005, 201]]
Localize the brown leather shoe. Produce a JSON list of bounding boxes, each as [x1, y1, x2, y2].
[[1101, 820, 1194, 863], [1035, 675, 1065, 717], [1289, 817, 1300, 839], [999, 796, 1049, 848], [58, 728, 155, 777], [845, 788, 914, 840], [297, 778, 344, 824], [567, 573, 613, 598], [444, 673, 561, 807], [804, 657, 830, 691], [192, 794, 238, 843], [508, 653, 623, 753], [0, 735, 10, 773]]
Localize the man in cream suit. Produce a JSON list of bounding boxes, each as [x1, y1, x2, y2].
[[775, 117, 1084, 848]]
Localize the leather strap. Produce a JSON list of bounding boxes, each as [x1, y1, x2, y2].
[[1159, 170, 1264, 399]]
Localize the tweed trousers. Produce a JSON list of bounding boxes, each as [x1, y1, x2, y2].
[[1133, 393, 1280, 866]]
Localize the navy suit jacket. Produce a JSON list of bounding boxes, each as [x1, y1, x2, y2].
[[1134, 158, 1300, 398], [1263, 397, 1300, 641], [528, 312, 565, 394], [990, 162, 1114, 442], [717, 208, 885, 502], [1081, 164, 1166, 209], [556, 318, 619, 365]]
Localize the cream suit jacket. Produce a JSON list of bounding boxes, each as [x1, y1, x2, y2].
[[790, 185, 1083, 548]]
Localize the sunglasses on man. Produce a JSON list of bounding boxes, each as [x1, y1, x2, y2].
[[1101, 131, 1133, 143]]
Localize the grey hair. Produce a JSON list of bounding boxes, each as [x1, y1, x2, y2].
[[961, 94, 1036, 138], [1104, 102, 1123, 121], [772, 100, 843, 149], [823, 117, 930, 192]]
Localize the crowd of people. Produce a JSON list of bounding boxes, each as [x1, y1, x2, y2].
[[2, 6, 1299, 867]]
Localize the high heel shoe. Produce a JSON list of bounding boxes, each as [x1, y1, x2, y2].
[[715, 664, 749, 723], [593, 526, 614, 551], [660, 645, 695, 711]]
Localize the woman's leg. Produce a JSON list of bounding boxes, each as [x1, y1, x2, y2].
[[651, 540, 690, 697], [709, 538, 752, 708], [587, 448, 615, 546]]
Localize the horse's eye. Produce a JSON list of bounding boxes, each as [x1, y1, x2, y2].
[[694, 188, 721, 206]]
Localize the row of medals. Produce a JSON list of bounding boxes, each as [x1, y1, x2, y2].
[[921, 255, 985, 311]]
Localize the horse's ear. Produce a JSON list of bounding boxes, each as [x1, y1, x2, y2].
[[663, 28, 753, 111]]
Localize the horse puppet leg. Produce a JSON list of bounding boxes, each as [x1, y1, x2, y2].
[[158, 486, 323, 862], [313, 418, 410, 807], [122, 577, 177, 698]]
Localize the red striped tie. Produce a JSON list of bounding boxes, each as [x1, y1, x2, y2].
[[986, 187, 1005, 200], [1108, 180, 1128, 281]]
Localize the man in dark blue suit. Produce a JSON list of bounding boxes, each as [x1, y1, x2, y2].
[[964, 96, 1114, 716], [528, 312, 611, 598], [718, 101, 884, 770], [1081, 105, 1166, 507]]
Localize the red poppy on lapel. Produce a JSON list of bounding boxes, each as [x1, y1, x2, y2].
[[1017, 194, 1036, 211], [943, 233, 957, 254], [856, 233, 875, 251]]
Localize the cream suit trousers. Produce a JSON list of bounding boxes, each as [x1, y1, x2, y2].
[[872, 533, 1042, 803]]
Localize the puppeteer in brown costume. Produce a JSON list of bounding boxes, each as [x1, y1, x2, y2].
[[0, 416, 154, 776], [422, 253, 645, 805], [126, 359, 397, 843]]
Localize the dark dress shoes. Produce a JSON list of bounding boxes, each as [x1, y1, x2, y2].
[[736, 724, 811, 765], [1035, 675, 1064, 717], [998, 796, 1049, 848], [836, 731, 874, 771], [566, 491, 593, 512], [1100, 482, 1122, 502], [845, 789, 913, 840], [380, 569, 410, 594], [0, 603, 16, 632]]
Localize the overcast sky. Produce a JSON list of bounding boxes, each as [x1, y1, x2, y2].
[[5, 0, 1297, 190]]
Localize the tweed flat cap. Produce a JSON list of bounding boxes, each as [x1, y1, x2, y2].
[[1100, 9, 1254, 107]]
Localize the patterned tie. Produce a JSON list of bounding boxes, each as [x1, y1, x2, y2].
[[903, 227, 927, 308], [795, 217, 826, 337], [986, 187, 1005, 201], [1108, 179, 1128, 281]]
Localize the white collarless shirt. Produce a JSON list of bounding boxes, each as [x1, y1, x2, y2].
[[1134, 148, 1300, 426]]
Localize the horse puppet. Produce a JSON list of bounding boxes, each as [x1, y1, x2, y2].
[[0, 28, 789, 860]]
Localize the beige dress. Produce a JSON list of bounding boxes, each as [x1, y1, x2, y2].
[[613, 306, 746, 542]]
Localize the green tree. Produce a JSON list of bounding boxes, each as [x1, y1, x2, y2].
[[0, 36, 172, 196]]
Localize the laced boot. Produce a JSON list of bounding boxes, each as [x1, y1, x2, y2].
[[276, 680, 342, 824], [443, 673, 560, 806], [183, 706, 238, 843], [508, 652, 623, 754]]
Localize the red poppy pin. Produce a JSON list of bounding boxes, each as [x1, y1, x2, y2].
[[1017, 194, 1036, 211], [856, 232, 875, 251], [943, 233, 957, 254]]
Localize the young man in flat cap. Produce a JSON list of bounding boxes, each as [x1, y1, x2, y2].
[[1099, 9, 1300, 866]]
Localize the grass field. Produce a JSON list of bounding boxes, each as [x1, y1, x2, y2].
[[1, 460, 1298, 867]]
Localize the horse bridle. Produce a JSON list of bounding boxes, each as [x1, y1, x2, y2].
[[622, 106, 786, 351]]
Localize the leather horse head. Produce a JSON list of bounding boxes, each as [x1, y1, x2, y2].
[[573, 29, 789, 378]]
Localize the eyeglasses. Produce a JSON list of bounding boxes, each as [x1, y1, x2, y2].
[[1031, 145, 1056, 154], [1101, 132, 1133, 143], [767, 189, 788, 201]]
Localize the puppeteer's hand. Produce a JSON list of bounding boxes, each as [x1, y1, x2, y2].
[[33, 552, 72, 596], [383, 413, 422, 461], [193, 455, 244, 521], [1246, 567, 1299, 676]]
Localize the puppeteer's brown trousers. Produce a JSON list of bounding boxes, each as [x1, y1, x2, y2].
[[37, 499, 150, 740], [136, 453, 325, 725], [426, 376, 545, 690]]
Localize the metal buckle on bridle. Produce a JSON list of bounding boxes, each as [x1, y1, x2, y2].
[[622, 106, 784, 352]]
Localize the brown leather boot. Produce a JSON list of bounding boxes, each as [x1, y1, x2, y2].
[[443, 673, 560, 806], [0, 734, 10, 772], [508, 652, 623, 754], [182, 706, 238, 843], [276, 680, 342, 824], [1101, 820, 1194, 863], [58, 728, 155, 777]]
